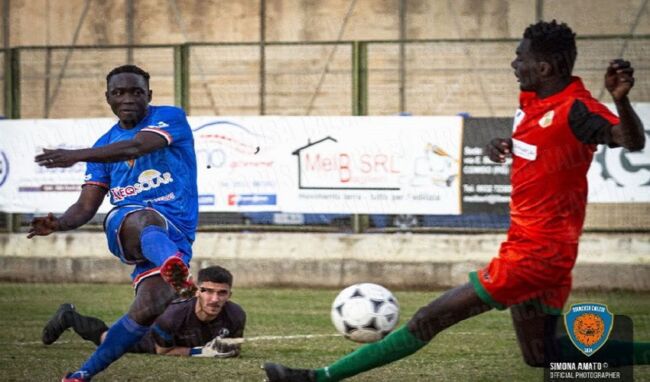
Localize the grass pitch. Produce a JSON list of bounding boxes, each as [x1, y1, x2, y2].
[[1, 283, 649, 381]]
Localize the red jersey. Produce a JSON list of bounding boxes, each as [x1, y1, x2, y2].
[[509, 77, 619, 243]]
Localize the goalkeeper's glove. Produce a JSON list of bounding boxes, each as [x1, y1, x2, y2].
[[190, 336, 240, 358]]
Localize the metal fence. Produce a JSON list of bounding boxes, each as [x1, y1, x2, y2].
[[6, 35, 649, 120], [2, 36, 649, 233]]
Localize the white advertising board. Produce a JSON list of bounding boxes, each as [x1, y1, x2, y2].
[[0, 116, 463, 214], [587, 103, 650, 203]]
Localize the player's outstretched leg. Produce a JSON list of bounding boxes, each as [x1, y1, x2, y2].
[[62, 314, 150, 382], [264, 283, 490, 382], [69, 312, 109, 346], [63, 277, 175, 381], [137, 221, 197, 298], [263, 325, 427, 382], [42, 303, 76, 345], [43, 303, 109, 346]]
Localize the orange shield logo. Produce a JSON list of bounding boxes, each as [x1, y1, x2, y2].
[[564, 303, 613, 357]]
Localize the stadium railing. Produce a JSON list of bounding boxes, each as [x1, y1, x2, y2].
[[1, 35, 649, 234]]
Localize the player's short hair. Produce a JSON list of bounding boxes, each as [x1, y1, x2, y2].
[[198, 265, 234, 287], [523, 20, 577, 78], [106, 65, 150, 87]]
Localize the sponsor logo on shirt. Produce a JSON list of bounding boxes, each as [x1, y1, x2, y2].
[[512, 138, 537, 161], [147, 121, 170, 129], [110, 169, 174, 201], [144, 192, 176, 203], [538, 110, 554, 128], [84, 174, 92, 181]]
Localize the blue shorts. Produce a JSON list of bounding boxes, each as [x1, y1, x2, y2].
[[103, 205, 193, 287]]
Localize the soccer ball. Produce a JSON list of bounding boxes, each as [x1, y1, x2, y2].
[[330, 283, 400, 343]]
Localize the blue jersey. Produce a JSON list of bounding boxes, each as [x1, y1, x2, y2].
[[85, 105, 198, 241]]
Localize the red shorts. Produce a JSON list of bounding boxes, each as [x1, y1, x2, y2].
[[469, 227, 578, 314]]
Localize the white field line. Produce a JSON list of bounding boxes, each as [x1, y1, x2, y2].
[[8, 333, 341, 346], [217, 333, 341, 345], [9, 331, 487, 347]]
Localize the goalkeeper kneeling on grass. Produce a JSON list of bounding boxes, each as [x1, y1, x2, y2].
[[42, 265, 246, 358]]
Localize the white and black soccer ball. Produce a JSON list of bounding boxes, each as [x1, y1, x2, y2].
[[330, 283, 400, 343]]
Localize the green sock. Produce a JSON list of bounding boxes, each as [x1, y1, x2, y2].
[[315, 325, 428, 382]]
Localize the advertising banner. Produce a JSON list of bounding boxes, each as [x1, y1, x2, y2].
[[587, 103, 650, 203], [283, 116, 463, 214], [2, 107, 646, 215], [461, 118, 512, 215], [0, 116, 463, 214], [460, 102, 650, 210], [0, 119, 114, 213], [191, 116, 463, 214]]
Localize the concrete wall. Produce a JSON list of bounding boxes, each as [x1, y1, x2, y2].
[[5, 0, 650, 46], [6, 0, 650, 118], [1, 232, 648, 291]]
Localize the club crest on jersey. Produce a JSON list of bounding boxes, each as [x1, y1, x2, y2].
[[110, 169, 173, 201], [564, 303, 613, 357], [538, 110, 554, 128], [148, 121, 169, 129]]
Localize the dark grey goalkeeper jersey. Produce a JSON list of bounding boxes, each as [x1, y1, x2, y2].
[[130, 297, 246, 353]]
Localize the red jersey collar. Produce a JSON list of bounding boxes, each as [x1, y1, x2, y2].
[[519, 76, 587, 108]]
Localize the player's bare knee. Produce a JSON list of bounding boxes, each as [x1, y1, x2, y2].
[[120, 210, 166, 259], [123, 210, 166, 236]]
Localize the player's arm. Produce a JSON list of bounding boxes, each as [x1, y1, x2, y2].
[[154, 339, 239, 358], [34, 131, 167, 168], [27, 185, 107, 238], [149, 309, 209, 357], [605, 59, 645, 151], [154, 344, 193, 356], [188, 336, 240, 358]]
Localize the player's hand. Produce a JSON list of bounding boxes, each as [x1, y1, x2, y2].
[[605, 59, 635, 102], [27, 213, 61, 238], [485, 138, 512, 163], [35, 148, 81, 168], [190, 336, 240, 358]]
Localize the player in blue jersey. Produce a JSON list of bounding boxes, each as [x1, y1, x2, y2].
[[28, 65, 199, 382]]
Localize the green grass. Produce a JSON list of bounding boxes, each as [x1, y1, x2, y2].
[[1, 283, 649, 381]]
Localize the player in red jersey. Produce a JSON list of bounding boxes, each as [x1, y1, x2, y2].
[[263, 20, 647, 382]]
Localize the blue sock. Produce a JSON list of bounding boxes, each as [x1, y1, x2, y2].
[[140, 225, 179, 266], [72, 314, 149, 379]]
